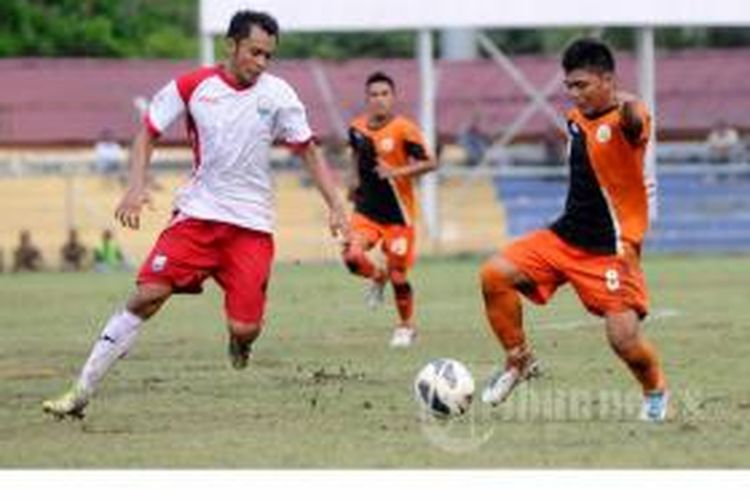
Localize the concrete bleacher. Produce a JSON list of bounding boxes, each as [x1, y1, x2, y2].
[[0, 168, 508, 269], [493, 164, 750, 253]]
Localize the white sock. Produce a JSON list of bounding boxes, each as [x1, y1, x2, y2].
[[76, 309, 143, 396]]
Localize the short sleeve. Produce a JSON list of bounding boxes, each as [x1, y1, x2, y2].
[[273, 84, 313, 145], [145, 80, 185, 138], [401, 120, 430, 160]]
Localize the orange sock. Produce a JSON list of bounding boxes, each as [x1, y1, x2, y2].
[[617, 338, 666, 393], [479, 259, 529, 365], [392, 281, 413, 324]]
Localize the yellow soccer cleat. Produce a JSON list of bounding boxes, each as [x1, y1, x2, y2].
[[42, 386, 89, 420]]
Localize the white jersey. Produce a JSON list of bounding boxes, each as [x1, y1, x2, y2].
[[145, 66, 314, 233]]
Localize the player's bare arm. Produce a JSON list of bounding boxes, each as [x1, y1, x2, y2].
[[617, 91, 645, 145], [115, 127, 155, 230], [375, 155, 437, 180], [299, 143, 351, 241], [345, 146, 361, 202]]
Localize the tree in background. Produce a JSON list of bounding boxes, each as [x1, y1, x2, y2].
[[1, 1, 748, 59], [0, 0, 197, 58]]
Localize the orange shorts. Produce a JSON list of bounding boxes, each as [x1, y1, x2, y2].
[[502, 229, 649, 318], [350, 212, 416, 269]]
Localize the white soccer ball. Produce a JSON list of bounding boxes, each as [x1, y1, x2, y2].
[[413, 358, 475, 418]]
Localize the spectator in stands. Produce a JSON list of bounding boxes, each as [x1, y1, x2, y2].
[[60, 228, 88, 272], [94, 129, 126, 181], [13, 230, 44, 272], [457, 114, 489, 167], [93, 229, 126, 272], [707, 120, 742, 164]]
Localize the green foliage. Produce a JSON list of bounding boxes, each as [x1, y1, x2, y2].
[[0, 1, 748, 59], [0, 0, 197, 58]]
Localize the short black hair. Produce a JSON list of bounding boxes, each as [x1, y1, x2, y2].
[[366, 71, 396, 91], [226, 10, 280, 42], [562, 37, 615, 73]]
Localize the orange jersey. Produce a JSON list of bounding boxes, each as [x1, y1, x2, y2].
[[348, 114, 430, 226], [551, 102, 651, 254]]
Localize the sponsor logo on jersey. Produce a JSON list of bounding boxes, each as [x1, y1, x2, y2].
[[596, 124, 612, 143], [379, 137, 395, 153], [152, 254, 167, 272], [257, 96, 273, 117]]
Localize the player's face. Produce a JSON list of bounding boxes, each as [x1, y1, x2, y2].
[[564, 69, 615, 117], [227, 25, 277, 86], [366, 82, 395, 119]]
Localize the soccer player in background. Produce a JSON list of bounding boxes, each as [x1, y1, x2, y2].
[[43, 10, 349, 419], [342, 72, 436, 347], [478, 38, 669, 421]]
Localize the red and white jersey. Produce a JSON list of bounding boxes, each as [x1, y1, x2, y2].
[[145, 65, 314, 233]]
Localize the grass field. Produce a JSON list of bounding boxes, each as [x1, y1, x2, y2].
[[1, 254, 749, 468]]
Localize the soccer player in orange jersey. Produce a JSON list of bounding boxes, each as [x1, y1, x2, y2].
[[479, 38, 669, 421], [343, 72, 436, 347]]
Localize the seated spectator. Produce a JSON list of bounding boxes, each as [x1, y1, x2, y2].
[[457, 115, 490, 167], [13, 230, 44, 272], [60, 228, 88, 272], [707, 120, 742, 164], [93, 229, 126, 272]]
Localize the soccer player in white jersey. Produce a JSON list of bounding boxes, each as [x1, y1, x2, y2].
[[43, 10, 349, 419]]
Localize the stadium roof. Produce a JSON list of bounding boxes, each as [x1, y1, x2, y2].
[[0, 49, 749, 145], [202, 0, 750, 31]]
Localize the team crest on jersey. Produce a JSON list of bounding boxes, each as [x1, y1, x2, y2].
[[596, 124, 612, 143], [151, 254, 167, 272], [379, 137, 395, 153], [257, 96, 272, 117]]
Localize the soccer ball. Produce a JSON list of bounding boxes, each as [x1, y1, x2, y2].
[[413, 358, 475, 418]]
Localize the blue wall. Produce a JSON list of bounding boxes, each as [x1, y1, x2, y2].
[[494, 170, 750, 253]]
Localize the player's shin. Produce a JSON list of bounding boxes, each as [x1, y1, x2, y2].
[[605, 312, 666, 393], [76, 308, 144, 395], [614, 336, 666, 393], [392, 280, 413, 324], [480, 261, 529, 365]]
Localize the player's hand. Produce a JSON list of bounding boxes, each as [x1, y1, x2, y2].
[[328, 204, 351, 243], [375, 160, 396, 180], [115, 186, 152, 230]]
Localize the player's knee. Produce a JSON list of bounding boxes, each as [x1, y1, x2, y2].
[[126, 284, 172, 319], [479, 258, 513, 294], [388, 266, 408, 285], [605, 312, 641, 353], [342, 247, 365, 275], [228, 320, 262, 341]]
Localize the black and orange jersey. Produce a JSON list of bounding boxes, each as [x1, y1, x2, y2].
[[348, 114, 430, 226], [550, 101, 651, 255]]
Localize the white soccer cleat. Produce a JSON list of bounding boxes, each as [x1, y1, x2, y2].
[[389, 326, 416, 348], [481, 358, 540, 406], [42, 385, 90, 420], [365, 278, 386, 309], [639, 390, 670, 422]]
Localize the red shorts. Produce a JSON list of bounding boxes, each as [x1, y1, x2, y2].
[[350, 212, 416, 269], [502, 229, 649, 318], [137, 217, 274, 324]]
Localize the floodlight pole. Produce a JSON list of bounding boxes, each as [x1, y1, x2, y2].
[[418, 29, 440, 244], [201, 34, 215, 66], [636, 26, 658, 220]]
